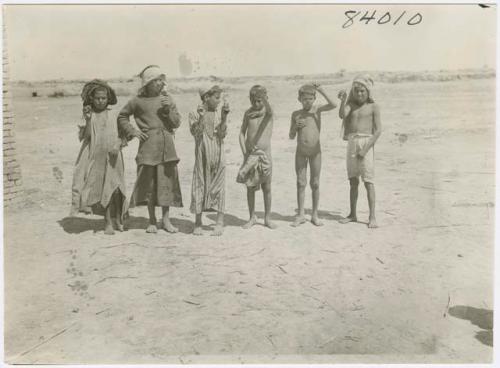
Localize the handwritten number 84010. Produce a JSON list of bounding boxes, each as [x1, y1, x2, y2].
[[343, 10, 423, 29]]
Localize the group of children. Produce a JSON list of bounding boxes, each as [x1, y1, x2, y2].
[[70, 65, 381, 236]]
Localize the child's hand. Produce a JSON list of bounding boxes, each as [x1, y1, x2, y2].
[[109, 148, 119, 158], [338, 90, 347, 101], [357, 150, 366, 159], [296, 117, 306, 129], [132, 129, 149, 142], [313, 83, 324, 92], [221, 101, 230, 116], [160, 94, 173, 108], [82, 105, 92, 121], [197, 104, 206, 117]]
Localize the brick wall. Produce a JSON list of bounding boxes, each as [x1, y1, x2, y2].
[[3, 23, 23, 205]]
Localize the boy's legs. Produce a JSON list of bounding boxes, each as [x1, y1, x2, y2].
[[211, 211, 224, 236], [340, 177, 359, 223], [161, 206, 178, 233], [365, 182, 377, 228], [309, 152, 323, 226], [193, 213, 203, 235], [292, 153, 308, 227], [243, 187, 257, 229], [262, 180, 276, 229]]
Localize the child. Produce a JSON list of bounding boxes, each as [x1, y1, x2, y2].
[[189, 86, 230, 236], [237, 85, 276, 229], [70, 79, 128, 235], [289, 84, 336, 227], [338, 75, 381, 228], [117, 65, 183, 234]]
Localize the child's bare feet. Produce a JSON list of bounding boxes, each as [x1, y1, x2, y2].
[[368, 217, 378, 228], [146, 224, 158, 233], [265, 218, 277, 229], [211, 225, 224, 236], [114, 218, 124, 232], [291, 215, 307, 227], [339, 215, 357, 224], [311, 215, 323, 226], [162, 219, 178, 233], [104, 223, 115, 235], [242, 216, 258, 229], [193, 226, 203, 236]]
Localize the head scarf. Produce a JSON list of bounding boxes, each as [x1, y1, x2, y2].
[[349, 74, 374, 103], [298, 84, 316, 98], [199, 85, 223, 101], [81, 79, 117, 107], [249, 85, 268, 101], [137, 65, 166, 95]]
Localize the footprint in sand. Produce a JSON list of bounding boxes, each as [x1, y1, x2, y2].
[[66, 249, 90, 299], [52, 166, 63, 183]]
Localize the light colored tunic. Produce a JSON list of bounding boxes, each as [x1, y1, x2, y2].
[[346, 133, 374, 183], [71, 109, 128, 217], [189, 109, 227, 214]]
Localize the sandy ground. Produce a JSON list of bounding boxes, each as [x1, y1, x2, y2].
[[4, 78, 494, 364]]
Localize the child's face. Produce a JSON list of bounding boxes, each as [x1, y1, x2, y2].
[[299, 94, 315, 110], [146, 78, 164, 96], [205, 92, 221, 110], [353, 83, 369, 104], [92, 89, 108, 112], [251, 97, 265, 110]]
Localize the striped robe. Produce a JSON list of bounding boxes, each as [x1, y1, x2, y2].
[[189, 108, 227, 214]]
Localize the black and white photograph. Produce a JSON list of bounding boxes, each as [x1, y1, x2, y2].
[[1, 2, 496, 365]]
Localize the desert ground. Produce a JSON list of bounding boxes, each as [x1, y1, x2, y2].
[[3, 72, 494, 364]]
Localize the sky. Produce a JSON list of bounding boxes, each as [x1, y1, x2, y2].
[[3, 4, 497, 81]]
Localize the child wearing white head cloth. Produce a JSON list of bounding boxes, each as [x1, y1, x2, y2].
[[337, 75, 382, 228], [117, 65, 183, 234]]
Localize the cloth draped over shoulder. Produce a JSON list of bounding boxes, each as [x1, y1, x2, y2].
[[71, 109, 128, 218], [236, 149, 271, 189], [189, 107, 227, 214]]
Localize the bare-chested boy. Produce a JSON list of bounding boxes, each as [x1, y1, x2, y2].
[[338, 75, 381, 228], [289, 84, 336, 227], [238, 85, 276, 229]]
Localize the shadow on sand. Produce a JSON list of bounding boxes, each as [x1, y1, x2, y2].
[[448, 305, 493, 347], [58, 215, 194, 235], [205, 209, 344, 228]]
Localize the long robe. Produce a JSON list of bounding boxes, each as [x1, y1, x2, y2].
[[70, 109, 128, 218], [189, 108, 227, 214]]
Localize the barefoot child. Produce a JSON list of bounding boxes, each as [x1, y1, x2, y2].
[[189, 86, 230, 236], [338, 75, 381, 228], [71, 79, 128, 234], [117, 65, 183, 234], [237, 85, 276, 229], [289, 84, 336, 227]]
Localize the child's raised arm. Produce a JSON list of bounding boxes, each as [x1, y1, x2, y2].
[[188, 106, 204, 138], [314, 85, 337, 113], [338, 90, 351, 119], [158, 96, 181, 130]]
